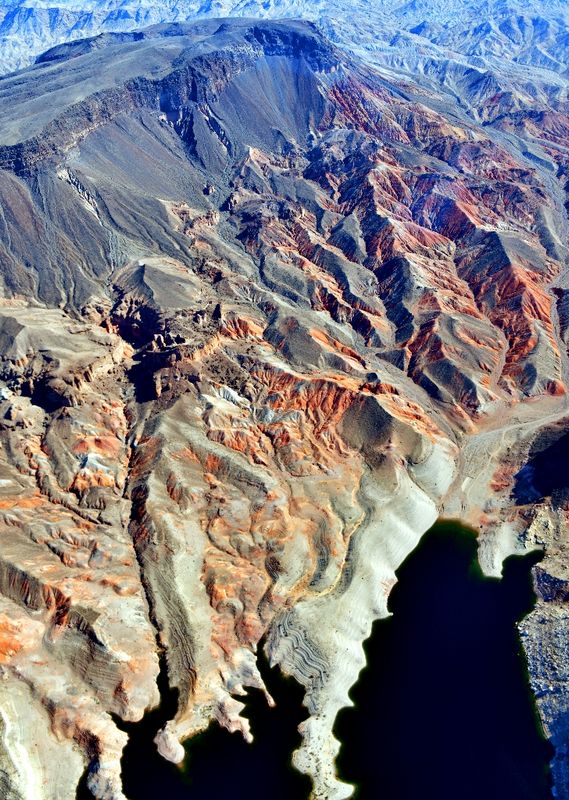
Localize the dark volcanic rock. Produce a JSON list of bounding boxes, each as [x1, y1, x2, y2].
[[0, 16, 568, 800]]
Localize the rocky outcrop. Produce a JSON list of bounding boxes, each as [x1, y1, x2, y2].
[[0, 17, 567, 800]]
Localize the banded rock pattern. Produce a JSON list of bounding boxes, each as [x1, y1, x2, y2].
[[0, 19, 567, 800]]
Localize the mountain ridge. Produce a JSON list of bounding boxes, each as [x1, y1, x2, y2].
[[0, 13, 568, 800]]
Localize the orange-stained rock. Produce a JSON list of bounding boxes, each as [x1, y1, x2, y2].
[[0, 17, 568, 800]]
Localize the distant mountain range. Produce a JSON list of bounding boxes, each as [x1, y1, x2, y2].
[[1, 5, 569, 800], [1, 0, 569, 79], [2, 0, 569, 147]]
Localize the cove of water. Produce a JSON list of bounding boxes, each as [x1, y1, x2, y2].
[[78, 519, 552, 800], [79, 643, 312, 800], [334, 519, 553, 800]]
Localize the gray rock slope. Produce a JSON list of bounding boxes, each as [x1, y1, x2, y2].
[[0, 11, 569, 800]]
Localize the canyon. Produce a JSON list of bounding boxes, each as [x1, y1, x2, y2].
[[0, 11, 567, 800]]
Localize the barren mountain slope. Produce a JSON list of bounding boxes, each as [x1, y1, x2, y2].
[[0, 0, 568, 78], [0, 19, 568, 800]]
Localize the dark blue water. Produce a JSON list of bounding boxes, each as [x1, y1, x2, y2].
[[514, 429, 569, 503], [78, 520, 552, 800], [334, 520, 553, 800], [86, 644, 312, 800]]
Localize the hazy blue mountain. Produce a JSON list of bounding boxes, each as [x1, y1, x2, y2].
[[1, 5, 569, 800], [1, 0, 568, 81]]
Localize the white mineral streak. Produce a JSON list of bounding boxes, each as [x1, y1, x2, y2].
[[270, 438, 457, 798], [0, 676, 84, 800], [0, 10, 567, 798]]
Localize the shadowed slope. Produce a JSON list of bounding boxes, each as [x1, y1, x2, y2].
[[0, 18, 567, 800]]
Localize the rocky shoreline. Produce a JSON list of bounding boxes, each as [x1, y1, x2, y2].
[[0, 17, 567, 800]]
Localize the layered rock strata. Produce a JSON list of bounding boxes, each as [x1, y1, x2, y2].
[[0, 19, 567, 799]]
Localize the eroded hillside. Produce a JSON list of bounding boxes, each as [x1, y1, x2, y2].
[[0, 19, 568, 800]]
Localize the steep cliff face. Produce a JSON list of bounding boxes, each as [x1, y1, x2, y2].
[[0, 19, 567, 800]]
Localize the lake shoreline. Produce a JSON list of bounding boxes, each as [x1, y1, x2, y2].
[[99, 519, 553, 800], [334, 520, 553, 800]]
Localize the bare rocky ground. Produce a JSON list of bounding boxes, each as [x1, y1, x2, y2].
[[0, 17, 568, 800]]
